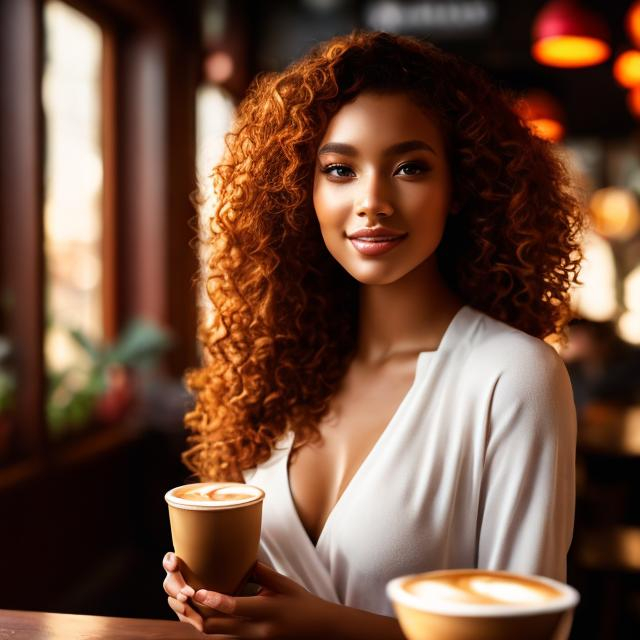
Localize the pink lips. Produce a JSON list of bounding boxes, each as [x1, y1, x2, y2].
[[347, 227, 408, 256]]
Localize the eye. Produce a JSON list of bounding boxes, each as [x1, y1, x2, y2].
[[320, 163, 355, 179], [395, 162, 429, 177]]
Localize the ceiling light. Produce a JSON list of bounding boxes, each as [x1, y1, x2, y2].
[[514, 90, 565, 142], [531, 0, 610, 68], [626, 1, 640, 48], [613, 50, 640, 88]]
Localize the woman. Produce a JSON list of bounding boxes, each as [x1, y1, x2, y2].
[[163, 30, 582, 638]]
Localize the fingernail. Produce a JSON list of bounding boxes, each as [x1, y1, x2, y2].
[[164, 552, 173, 563]]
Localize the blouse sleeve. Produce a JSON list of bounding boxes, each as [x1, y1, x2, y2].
[[476, 342, 577, 581]]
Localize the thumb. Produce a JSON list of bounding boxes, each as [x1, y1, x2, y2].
[[251, 562, 306, 596]]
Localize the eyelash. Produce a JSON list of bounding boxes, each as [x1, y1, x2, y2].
[[320, 161, 429, 178]]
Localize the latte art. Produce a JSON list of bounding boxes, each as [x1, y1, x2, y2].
[[404, 573, 561, 607], [174, 485, 256, 503], [166, 482, 264, 510]]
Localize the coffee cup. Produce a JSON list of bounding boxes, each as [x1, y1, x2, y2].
[[165, 482, 265, 606], [387, 569, 579, 640]]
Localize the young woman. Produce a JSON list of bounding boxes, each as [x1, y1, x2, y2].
[[162, 30, 582, 638]]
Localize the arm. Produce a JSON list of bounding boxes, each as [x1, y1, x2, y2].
[[164, 553, 405, 639], [477, 343, 576, 580]]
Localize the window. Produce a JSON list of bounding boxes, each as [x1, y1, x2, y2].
[[43, 1, 105, 437], [0, 0, 199, 468]]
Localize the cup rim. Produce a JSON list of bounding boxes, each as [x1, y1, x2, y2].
[[386, 569, 580, 618], [165, 482, 265, 511]]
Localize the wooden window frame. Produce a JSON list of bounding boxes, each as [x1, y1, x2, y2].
[[0, 0, 199, 469]]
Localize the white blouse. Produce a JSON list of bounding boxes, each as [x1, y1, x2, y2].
[[242, 305, 577, 617]]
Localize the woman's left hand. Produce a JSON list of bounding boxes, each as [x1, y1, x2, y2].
[[176, 561, 337, 638]]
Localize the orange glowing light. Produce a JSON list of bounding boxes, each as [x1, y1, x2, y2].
[[532, 36, 610, 68], [614, 50, 640, 88], [626, 2, 640, 48], [514, 90, 565, 142], [531, 0, 610, 68], [628, 86, 640, 117], [528, 118, 565, 142], [590, 187, 640, 240]]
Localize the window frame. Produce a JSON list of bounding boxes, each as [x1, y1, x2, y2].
[[0, 0, 199, 466]]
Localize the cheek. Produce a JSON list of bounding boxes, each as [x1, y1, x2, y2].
[[313, 183, 348, 231]]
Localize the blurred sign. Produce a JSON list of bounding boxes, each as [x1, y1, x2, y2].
[[364, 0, 497, 38]]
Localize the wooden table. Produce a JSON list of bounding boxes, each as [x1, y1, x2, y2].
[[0, 609, 204, 639]]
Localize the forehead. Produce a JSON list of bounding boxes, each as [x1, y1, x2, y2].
[[318, 91, 445, 153]]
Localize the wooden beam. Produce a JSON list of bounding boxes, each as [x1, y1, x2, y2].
[[0, 0, 46, 458]]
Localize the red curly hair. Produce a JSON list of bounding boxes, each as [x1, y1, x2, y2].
[[183, 31, 583, 481]]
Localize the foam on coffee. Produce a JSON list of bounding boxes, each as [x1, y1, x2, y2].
[[387, 570, 579, 617], [165, 482, 264, 510]]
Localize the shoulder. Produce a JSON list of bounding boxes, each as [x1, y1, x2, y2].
[[458, 306, 569, 389], [448, 310, 576, 455], [448, 307, 574, 421]]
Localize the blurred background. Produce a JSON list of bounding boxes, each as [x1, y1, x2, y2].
[[0, 0, 639, 637]]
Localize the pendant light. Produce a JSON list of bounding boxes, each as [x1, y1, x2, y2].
[[532, 0, 611, 68], [628, 86, 640, 117], [613, 49, 640, 88], [514, 90, 565, 142], [627, 1, 640, 48]]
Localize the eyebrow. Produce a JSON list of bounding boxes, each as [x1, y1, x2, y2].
[[317, 140, 437, 157]]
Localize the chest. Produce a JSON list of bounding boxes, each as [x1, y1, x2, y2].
[[287, 361, 418, 545]]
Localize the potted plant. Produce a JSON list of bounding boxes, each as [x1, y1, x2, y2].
[[46, 318, 172, 435]]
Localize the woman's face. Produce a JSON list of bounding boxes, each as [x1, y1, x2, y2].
[[313, 91, 451, 285]]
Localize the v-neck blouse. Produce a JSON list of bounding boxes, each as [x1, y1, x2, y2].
[[242, 306, 577, 617]]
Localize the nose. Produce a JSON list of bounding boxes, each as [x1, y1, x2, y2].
[[355, 173, 394, 222]]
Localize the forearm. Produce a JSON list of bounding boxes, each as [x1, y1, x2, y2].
[[327, 601, 405, 640]]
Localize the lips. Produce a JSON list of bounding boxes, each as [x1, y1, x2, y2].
[[346, 227, 408, 256], [349, 235, 407, 256]]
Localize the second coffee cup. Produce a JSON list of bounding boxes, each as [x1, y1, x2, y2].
[[165, 482, 265, 606], [387, 568, 580, 640]]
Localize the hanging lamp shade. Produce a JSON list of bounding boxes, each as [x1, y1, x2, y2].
[[514, 90, 565, 142], [613, 50, 640, 88], [627, 1, 640, 48], [531, 0, 611, 68]]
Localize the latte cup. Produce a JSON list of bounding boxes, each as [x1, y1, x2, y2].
[[387, 569, 580, 640], [165, 482, 265, 612]]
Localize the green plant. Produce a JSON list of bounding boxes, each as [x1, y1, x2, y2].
[[0, 336, 15, 415], [0, 369, 16, 415], [46, 318, 172, 434]]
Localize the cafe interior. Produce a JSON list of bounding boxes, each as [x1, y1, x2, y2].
[[1, 0, 640, 637]]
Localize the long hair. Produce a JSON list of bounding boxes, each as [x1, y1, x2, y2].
[[183, 31, 583, 480]]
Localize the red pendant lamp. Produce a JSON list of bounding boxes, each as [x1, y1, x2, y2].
[[532, 0, 611, 68]]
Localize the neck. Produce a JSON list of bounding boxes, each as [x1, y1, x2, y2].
[[355, 256, 462, 365]]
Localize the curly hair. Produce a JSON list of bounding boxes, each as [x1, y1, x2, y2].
[[183, 30, 583, 481]]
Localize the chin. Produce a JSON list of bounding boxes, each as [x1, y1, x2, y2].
[[341, 263, 411, 286]]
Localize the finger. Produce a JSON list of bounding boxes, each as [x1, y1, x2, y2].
[[163, 569, 195, 599], [168, 597, 204, 632], [195, 589, 274, 618], [252, 562, 306, 595], [162, 553, 195, 599], [162, 551, 179, 573]]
